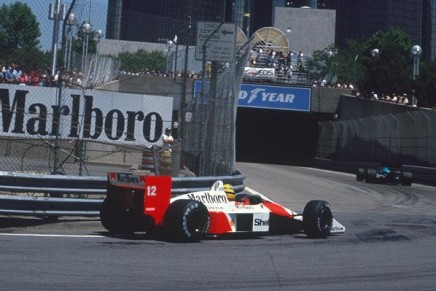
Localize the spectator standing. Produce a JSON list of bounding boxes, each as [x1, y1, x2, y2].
[[5, 64, 18, 83], [400, 93, 409, 105], [297, 51, 304, 72]]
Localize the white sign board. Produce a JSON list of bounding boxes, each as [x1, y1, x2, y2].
[[195, 22, 236, 63], [0, 84, 173, 147]]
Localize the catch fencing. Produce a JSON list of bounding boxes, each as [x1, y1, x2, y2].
[[317, 109, 436, 167]]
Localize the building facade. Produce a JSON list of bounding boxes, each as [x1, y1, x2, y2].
[[106, 0, 228, 44], [105, 0, 434, 59]]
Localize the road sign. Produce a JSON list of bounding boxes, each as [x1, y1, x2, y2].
[[195, 21, 236, 62]]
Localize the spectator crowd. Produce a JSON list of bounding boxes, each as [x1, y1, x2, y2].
[[1, 63, 87, 88]]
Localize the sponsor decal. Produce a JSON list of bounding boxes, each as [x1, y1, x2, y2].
[[243, 67, 275, 81], [254, 218, 269, 227], [0, 85, 173, 146], [116, 173, 140, 184], [193, 81, 311, 111], [238, 83, 310, 111], [187, 192, 228, 204]]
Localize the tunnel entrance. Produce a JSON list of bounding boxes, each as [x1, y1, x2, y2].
[[235, 107, 331, 165]]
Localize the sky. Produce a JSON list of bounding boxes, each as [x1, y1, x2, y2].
[[2, 0, 108, 51]]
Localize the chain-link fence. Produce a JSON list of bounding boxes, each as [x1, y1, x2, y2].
[[0, 1, 249, 178], [316, 109, 436, 167]]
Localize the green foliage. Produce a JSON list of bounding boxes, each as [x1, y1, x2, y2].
[[415, 61, 436, 107], [0, 2, 43, 70], [117, 49, 167, 73], [359, 28, 413, 96], [307, 44, 338, 82]]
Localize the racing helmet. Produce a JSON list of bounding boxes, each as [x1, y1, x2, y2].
[[223, 184, 235, 201]]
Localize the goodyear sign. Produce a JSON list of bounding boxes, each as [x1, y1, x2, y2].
[[194, 81, 311, 112]]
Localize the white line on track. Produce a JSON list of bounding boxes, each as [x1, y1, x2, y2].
[[0, 233, 104, 238], [300, 167, 354, 176]]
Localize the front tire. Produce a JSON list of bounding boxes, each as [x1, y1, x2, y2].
[[303, 200, 333, 238], [164, 200, 210, 242]]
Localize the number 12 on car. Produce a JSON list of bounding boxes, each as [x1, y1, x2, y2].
[[143, 176, 173, 224]]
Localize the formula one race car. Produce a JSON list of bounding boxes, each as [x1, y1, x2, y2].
[[100, 172, 345, 242], [356, 166, 412, 186]]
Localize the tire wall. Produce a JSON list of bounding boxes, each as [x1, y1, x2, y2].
[[316, 95, 436, 167]]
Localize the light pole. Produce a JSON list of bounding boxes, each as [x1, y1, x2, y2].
[[286, 26, 292, 50], [64, 13, 77, 72], [411, 45, 422, 106], [49, 0, 65, 76], [327, 50, 334, 82], [166, 40, 174, 75], [243, 12, 251, 37], [81, 22, 92, 73], [94, 29, 104, 49], [371, 48, 379, 94]]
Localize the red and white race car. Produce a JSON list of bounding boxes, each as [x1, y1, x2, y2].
[[100, 173, 345, 242]]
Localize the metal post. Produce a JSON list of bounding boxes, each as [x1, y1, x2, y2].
[[49, 0, 64, 77], [411, 45, 422, 107]]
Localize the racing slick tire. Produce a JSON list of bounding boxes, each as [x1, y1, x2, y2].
[[400, 171, 413, 186], [303, 200, 333, 238], [356, 168, 365, 181], [365, 168, 377, 183], [164, 200, 210, 242], [100, 197, 135, 235]]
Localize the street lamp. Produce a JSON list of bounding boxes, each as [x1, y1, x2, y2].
[[64, 13, 77, 71], [411, 45, 422, 80], [327, 50, 334, 82], [81, 22, 92, 72], [370, 48, 379, 96], [166, 40, 174, 75], [49, 0, 65, 76], [411, 45, 422, 106], [243, 12, 251, 36], [94, 29, 104, 53]]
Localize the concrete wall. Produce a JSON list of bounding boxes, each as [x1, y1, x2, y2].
[[337, 95, 421, 120], [311, 87, 352, 113]]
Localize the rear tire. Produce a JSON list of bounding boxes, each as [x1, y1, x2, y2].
[[356, 168, 365, 181], [100, 198, 135, 235], [303, 200, 333, 238], [164, 200, 210, 242], [365, 168, 377, 183], [400, 171, 413, 186]]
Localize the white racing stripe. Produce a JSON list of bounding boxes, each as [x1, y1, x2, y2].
[[0, 233, 104, 238]]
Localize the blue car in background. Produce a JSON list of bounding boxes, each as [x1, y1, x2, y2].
[[356, 166, 412, 186]]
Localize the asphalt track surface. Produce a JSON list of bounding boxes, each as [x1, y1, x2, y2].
[[1, 162, 436, 290]]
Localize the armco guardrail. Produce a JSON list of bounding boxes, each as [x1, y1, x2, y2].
[[0, 171, 246, 217]]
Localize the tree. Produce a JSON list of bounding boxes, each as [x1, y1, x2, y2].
[[359, 28, 413, 96], [306, 44, 337, 83], [0, 2, 44, 71], [415, 60, 436, 107], [117, 49, 166, 73]]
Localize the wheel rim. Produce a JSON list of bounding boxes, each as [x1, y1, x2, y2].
[[186, 209, 207, 236], [319, 209, 333, 232]]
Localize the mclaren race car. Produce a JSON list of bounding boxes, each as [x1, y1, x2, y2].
[[356, 166, 412, 186], [100, 172, 345, 242]]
